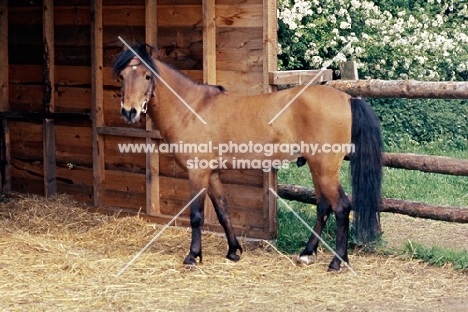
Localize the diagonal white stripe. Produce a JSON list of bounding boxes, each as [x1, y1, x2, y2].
[[118, 36, 208, 125], [115, 188, 207, 277], [269, 187, 357, 275]]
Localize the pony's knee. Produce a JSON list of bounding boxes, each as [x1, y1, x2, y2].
[[190, 211, 204, 227]]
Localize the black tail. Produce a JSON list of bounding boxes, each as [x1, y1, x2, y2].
[[349, 98, 383, 245]]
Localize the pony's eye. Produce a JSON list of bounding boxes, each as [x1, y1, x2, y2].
[[119, 74, 124, 80], [145, 75, 151, 80]]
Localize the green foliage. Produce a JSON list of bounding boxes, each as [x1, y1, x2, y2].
[[403, 241, 468, 272], [369, 98, 468, 150]]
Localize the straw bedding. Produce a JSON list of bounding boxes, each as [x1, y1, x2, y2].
[[0, 193, 467, 311]]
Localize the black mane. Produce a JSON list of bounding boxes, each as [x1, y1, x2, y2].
[[113, 43, 158, 76]]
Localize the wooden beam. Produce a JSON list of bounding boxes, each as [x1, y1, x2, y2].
[[325, 79, 468, 99], [145, 0, 160, 216], [91, 0, 105, 207], [43, 0, 57, 197], [0, 0, 10, 193], [277, 184, 468, 223], [96, 126, 161, 139], [263, 0, 277, 93], [262, 0, 279, 238], [269, 70, 333, 86], [203, 0, 216, 85], [383, 153, 468, 176]]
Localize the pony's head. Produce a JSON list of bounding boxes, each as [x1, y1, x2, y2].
[[113, 43, 158, 123]]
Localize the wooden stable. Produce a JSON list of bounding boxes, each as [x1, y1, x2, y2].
[[1, 0, 323, 239]]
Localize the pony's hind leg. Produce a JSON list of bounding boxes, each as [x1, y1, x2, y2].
[[183, 170, 211, 265], [328, 187, 351, 271], [208, 171, 243, 261], [298, 160, 351, 272], [297, 195, 332, 265]]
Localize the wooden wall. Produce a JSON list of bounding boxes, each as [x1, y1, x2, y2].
[[3, 0, 278, 239]]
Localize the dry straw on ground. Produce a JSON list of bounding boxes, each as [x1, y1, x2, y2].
[[0, 193, 467, 311]]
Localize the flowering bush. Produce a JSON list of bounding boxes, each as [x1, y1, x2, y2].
[[278, 0, 468, 81]]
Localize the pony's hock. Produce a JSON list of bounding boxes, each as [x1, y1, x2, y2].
[[114, 44, 383, 270]]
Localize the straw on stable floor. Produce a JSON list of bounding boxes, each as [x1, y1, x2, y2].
[[0, 194, 467, 311]]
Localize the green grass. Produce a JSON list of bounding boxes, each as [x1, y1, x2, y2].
[[276, 144, 468, 270], [403, 241, 468, 273]]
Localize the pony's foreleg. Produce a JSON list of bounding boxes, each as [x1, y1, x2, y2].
[[298, 196, 332, 264], [183, 170, 210, 265], [208, 171, 243, 261], [328, 188, 351, 272]]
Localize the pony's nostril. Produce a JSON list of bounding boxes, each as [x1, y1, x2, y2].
[[121, 107, 138, 122], [130, 108, 137, 119]]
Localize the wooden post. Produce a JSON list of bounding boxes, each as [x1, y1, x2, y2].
[[43, 0, 57, 197], [262, 0, 278, 237], [0, 0, 10, 193], [145, 0, 160, 216], [340, 61, 359, 80], [91, 0, 105, 207], [203, 0, 216, 85]]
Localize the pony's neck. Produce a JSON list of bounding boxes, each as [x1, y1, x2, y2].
[[150, 59, 208, 140]]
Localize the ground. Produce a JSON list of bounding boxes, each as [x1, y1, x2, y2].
[[0, 194, 467, 311]]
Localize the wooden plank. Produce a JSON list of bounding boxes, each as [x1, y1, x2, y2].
[[91, 0, 105, 207], [203, 0, 216, 85], [216, 4, 263, 28], [96, 126, 161, 139], [103, 189, 146, 210], [105, 170, 146, 194], [145, 0, 160, 216], [103, 5, 145, 26], [0, 0, 10, 192], [269, 70, 334, 85], [55, 125, 93, 166], [56, 65, 91, 86], [9, 85, 43, 111], [9, 122, 43, 161], [43, 0, 57, 197], [54, 6, 91, 26], [103, 135, 146, 172], [9, 64, 42, 84], [8, 6, 42, 26], [216, 27, 263, 50], [157, 5, 202, 27], [263, 170, 277, 236], [216, 48, 263, 72], [55, 86, 92, 112]]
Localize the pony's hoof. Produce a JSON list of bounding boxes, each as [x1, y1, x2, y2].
[[226, 253, 241, 262], [327, 267, 343, 274], [297, 254, 316, 265], [183, 254, 201, 266]]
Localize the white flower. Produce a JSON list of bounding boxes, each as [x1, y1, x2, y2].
[[339, 21, 351, 29]]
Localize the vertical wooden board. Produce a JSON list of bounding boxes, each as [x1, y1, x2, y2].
[[145, 0, 160, 216], [263, 0, 277, 93], [91, 0, 105, 207], [0, 0, 10, 192], [43, 119, 57, 197], [203, 0, 215, 85]]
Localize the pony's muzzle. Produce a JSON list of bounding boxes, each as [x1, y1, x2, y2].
[[121, 107, 138, 123]]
